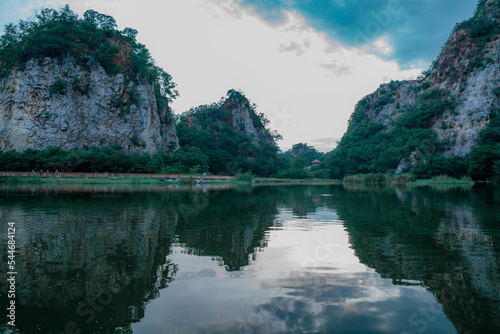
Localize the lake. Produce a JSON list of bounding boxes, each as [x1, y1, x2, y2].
[[0, 183, 499, 334]]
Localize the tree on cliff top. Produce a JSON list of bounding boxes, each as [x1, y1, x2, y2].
[[0, 5, 178, 103]]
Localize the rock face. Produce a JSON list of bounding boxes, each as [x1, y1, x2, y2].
[[0, 57, 179, 153], [430, 13, 500, 158], [358, 80, 421, 130]]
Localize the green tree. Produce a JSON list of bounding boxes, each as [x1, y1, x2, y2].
[[291, 157, 307, 169]]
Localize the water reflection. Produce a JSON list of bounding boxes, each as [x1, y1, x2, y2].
[[0, 191, 180, 333], [173, 187, 281, 271], [326, 185, 500, 334], [0, 186, 282, 333], [0, 184, 498, 333]]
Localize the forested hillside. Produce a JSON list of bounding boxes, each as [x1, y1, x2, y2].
[[176, 90, 284, 176]]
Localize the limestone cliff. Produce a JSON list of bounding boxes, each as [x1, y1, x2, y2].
[[327, 0, 500, 178], [0, 57, 178, 154], [428, 0, 500, 158], [0, 6, 179, 155]]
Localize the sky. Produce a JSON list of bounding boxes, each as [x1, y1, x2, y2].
[[0, 0, 478, 152]]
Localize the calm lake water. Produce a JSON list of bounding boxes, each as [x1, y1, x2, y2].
[[0, 183, 499, 334]]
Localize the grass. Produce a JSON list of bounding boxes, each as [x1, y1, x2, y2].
[[409, 175, 475, 186], [343, 173, 393, 185], [3, 173, 476, 188], [0, 175, 342, 187], [394, 173, 416, 183], [0, 176, 199, 185], [252, 178, 341, 185], [342, 173, 476, 187]]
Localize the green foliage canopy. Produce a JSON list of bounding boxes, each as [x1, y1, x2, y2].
[[0, 5, 178, 104]]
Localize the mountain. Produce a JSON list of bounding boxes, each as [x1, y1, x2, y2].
[[325, 0, 500, 181], [0, 6, 179, 154], [176, 89, 282, 176]]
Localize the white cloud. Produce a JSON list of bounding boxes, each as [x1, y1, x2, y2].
[[2, 0, 423, 152], [371, 36, 393, 56]]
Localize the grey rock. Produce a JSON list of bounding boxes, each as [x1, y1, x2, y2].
[[0, 57, 179, 153]]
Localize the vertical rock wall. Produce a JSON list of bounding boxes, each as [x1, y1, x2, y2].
[[0, 57, 179, 153]]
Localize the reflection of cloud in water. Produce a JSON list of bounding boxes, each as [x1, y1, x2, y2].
[[236, 271, 454, 334]]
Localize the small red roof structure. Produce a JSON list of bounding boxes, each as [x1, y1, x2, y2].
[[312, 159, 321, 165]]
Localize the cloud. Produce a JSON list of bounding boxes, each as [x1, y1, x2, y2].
[[278, 39, 311, 55], [205, 0, 246, 20], [309, 137, 341, 152], [318, 61, 351, 76], [238, 0, 477, 69], [370, 37, 393, 56]]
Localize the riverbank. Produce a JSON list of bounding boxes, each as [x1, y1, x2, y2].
[[408, 175, 476, 186], [342, 173, 477, 186], [3, 172, 480, 187], [0, 173, 341, 186]]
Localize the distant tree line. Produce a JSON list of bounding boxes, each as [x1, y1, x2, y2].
[[0, 142, 330, 178], [0, 146, 209, 174]]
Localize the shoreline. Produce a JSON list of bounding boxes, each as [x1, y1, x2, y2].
[[0, 173, 489, 188], [0, 175, 342, 186]]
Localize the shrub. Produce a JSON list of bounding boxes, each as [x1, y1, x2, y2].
[[277, 168, 308, 179], [343, 173, 393, 184], [492, 87, 500, 97], [309, 169, 330, 179], [235, 172, 253, 182], [49, 78, 68, 96], [395, 173, 416, 183]]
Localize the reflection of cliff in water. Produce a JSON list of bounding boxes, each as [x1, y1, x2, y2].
[[0, 191, 178, 333], [173, 185, 333, 272], [173, 187, 282, 271], [1, 184, 498, 333], [0, 187, 282, 332], [329, 185, 500, 334]]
